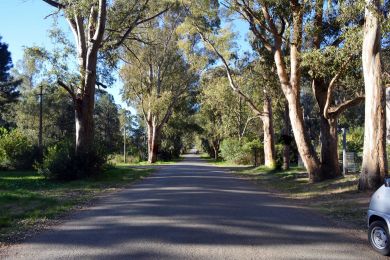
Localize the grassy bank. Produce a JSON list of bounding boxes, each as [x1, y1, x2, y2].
[[233, 166, 372, 229], [113, 157, 183, 167], [0, 166, 153, 245], [200, 153, 250, 167]]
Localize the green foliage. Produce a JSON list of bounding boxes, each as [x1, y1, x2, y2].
[[344, 127, 364, 154], [38, 142, 107, 181], [94, 91, 121, 153], [0, 128, 39, 170], [220, 138, 260, 165]]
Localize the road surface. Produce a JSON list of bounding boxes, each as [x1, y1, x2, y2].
[[3, 155, 384, 259]]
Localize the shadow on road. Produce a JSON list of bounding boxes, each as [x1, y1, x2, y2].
[[5, 155, 380, 259]]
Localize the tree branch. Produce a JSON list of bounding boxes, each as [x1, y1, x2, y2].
[[323, 54, 355, 119], [58, 80, 76, 100], [328, 96, 365, 117], [92, 0, 107, 44], [196, 27, 264, 118], [42, 0, 66, 9]]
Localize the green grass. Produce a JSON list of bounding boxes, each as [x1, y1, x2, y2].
[[234, 166, 371, 229], [200, 153, 249, 167], [0, 166, 153, 244], [114, 157, 183, 166]]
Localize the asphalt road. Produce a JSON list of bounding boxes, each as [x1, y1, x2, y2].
[[3, 155, 385, 259]]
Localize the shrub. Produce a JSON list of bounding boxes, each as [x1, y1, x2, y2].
[[345, 127, 364, 154], [0, 128, 39, 169], [220, 138, 255, 165], [242, 139, 263, 166], [275, 144, 285, 169], [38, 142, 107, 181]]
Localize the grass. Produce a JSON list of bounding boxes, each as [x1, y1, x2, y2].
[[114, 157, 183, 166], [233, 166, 372, 229], [200, 153, 250, 167], [0, 166, 153, 245]]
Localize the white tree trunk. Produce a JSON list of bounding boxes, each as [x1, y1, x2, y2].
[[359, 0, 387, 190]]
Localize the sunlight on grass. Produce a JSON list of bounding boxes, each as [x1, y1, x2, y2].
[[234, 166, 370, 229], [0, 167, 153, 244]]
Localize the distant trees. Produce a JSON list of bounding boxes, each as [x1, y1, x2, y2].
[[0, 36, 20, 127], [121, 11, 197, 163], [94, 91, 121, 154]]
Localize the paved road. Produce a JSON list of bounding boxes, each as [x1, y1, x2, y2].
[[3, 155, 384, 259]]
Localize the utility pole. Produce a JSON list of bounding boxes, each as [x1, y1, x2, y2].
[[38, 84, 43, 161], [123, 125, 126, 163]]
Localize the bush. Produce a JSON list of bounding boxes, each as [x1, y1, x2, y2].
[[345, 127, 364, 154], [220, 138, 254, 165], [38, 142, 107, 181], [242, 139, 263, 166], [0, 128, 39, 169]]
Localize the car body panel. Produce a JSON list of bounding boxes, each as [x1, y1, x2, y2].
[[368, 185, 390, 228]]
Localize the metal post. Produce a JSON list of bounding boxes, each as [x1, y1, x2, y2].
[[342, 128, 347, 175], [123, 126, 126, 163]]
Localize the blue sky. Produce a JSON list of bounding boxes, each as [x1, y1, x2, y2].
[[0, 1, 251, 109]]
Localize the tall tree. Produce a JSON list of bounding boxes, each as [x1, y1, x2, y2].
[[121, 11, 196, 163], [178, 13, 278, 167], [359, 0, 387, 190], [41, 0, 170, 154], [224, 0, 323, 181], [0, 36, 20, 127]]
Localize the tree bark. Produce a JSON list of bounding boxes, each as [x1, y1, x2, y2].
[[282, 101, 290, 170], [320, 116, 340, 178], [147, 120, 160, 164], [212, 140, 220, 160], [284, 88, 323, 181], [263, 96, 276, 168], [359, 0, 387, 190], [312, 79, 342, 179], [272, 3, 323, 182]]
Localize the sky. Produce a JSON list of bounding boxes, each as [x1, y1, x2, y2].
[[0, 0, 251, 109]]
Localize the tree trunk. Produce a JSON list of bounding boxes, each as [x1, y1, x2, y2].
[[359, 0, 387, 191], [75, 87, 95, 154], [285, 91, 323, 181], [263, 96, 276, 168], [212, 140, 220, 160], [312, 79, 342, 179], [271, 3, 323, 182], [320, 116, 341, 178], [147, 121, 160, 164], [282, 101, 290, 170]]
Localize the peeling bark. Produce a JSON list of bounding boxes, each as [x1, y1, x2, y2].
[[263, 96, 276, 168], [282, 101, 290, 170], [359, 0, 387, 191]]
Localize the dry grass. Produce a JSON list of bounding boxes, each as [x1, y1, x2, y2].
[[234, 166, 372, 229]]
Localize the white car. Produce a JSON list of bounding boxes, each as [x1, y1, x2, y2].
[[368, 179, 390, 255]]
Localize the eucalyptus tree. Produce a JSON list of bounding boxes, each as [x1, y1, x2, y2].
[[197, 72, 226, 159], [121, 11, 197, 163], [41, 0, 171, 154], [301, 1, 366, 179], [218, 0, 325, 181], [359, 0, 389, 190], [178, 5, 279, 167]]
